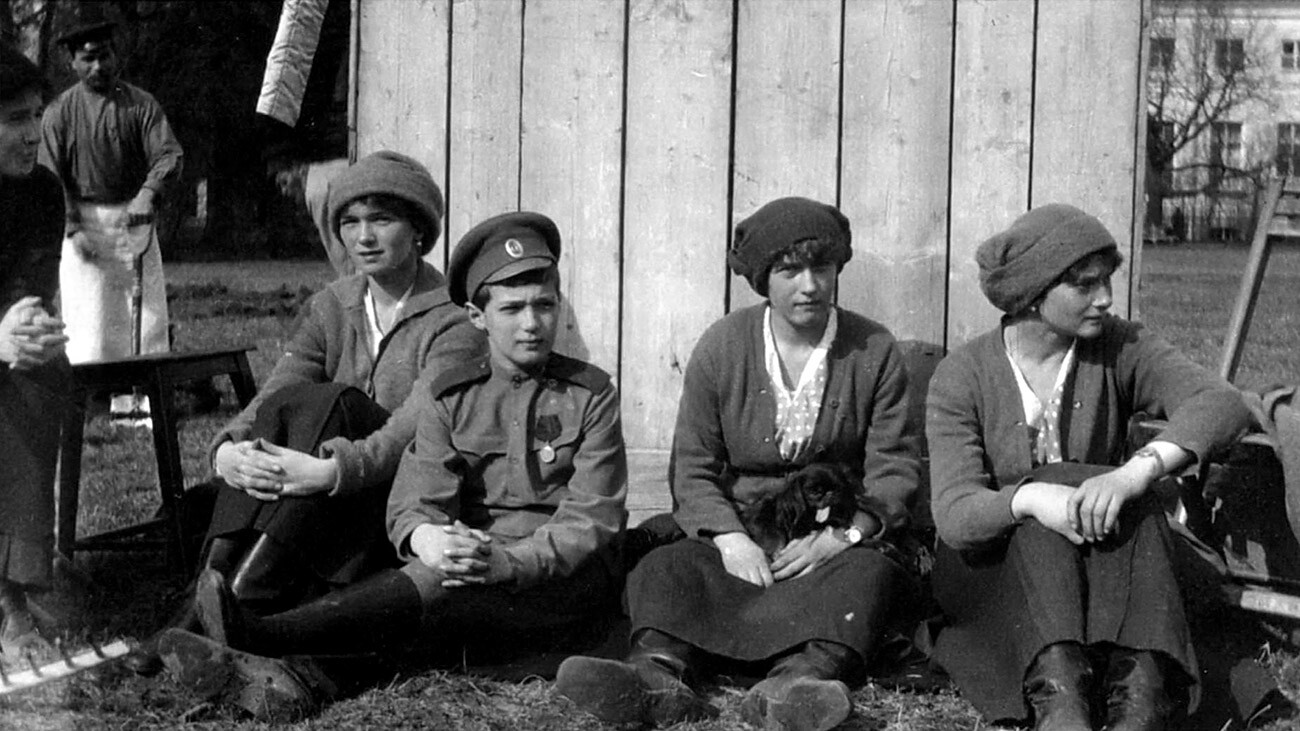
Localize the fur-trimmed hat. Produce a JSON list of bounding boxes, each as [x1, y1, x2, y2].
[[327, 151, 444, 255], [728, 197, 852, 297], [976, 204, 1119, 314]]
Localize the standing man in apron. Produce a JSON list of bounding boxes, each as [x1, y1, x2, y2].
[[39, 16, 183, 422]]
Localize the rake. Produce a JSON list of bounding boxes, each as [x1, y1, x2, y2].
[[0, 638, 131, 695]]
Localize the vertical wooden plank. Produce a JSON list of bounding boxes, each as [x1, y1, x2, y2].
[[447, 0, 523, 264], [355, 0, 451, 267], [1032, 0, 1145, 318], [947, 0, 1036, 347], [840, 0, 952, 346], [519, 0, 625, 373], [622, 0, 733, 450], [729, 0, 842, 313]]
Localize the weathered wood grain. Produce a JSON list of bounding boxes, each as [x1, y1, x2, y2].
[[946, 0, 1036, 347], [355, 0, 452, 268], [621, 0, 734, 449], [840, 0, 952, 346], [446, 0, 523, 263], [1032, 0, 1146, 317], [519, 0, 626, 371], [729, 0, 842, 313]]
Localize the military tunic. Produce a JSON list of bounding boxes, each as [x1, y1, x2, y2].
[[387, 352, 628, 614]]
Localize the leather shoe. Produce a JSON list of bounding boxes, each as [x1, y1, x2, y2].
[[1024, 642, 1094, 731], [159, 628, 335, 722], [556, 654, 716, 727]]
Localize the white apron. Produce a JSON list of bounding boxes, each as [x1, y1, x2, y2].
[[58, 202, 169, 364]]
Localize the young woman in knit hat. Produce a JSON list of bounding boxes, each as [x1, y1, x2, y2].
[[127, 151, 484, 673], [557, 196, 923, 731], [926, 204, 1252, 730]]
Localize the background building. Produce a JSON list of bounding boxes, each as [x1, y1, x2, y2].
[[1149, 0, 1300, 242]]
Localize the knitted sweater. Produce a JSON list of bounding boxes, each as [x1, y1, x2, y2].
[[672, 304, 921, 539], [212, 260, 485, 493], [927, 316, 1251, 551]]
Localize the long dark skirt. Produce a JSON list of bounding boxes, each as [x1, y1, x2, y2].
[[933, 496, 1194, 725], [627, 537, 904, 665], [205, 383, 394, 585], [0, 359, 68, 590]]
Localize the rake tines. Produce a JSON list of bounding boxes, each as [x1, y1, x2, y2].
[[0, 638, 130, 695]]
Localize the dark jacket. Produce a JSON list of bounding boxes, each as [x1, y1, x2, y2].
[[927, 316, 1251, 551], [212, 260, 485, 476], [671, 304, 921, 540]]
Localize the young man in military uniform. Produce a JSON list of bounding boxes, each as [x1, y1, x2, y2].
[[159, 212, 629, 720]]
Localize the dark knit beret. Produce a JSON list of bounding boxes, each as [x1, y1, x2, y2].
[[976, 203, 1119, 314], [327, 151, 444, 255], [728, 197, 852, 297], [448, 212, 561, 306], [0, 44, 45, 104]]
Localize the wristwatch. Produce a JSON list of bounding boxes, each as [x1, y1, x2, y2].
[[1132, 445, 1168, 478], [840, 525, 864, 545]]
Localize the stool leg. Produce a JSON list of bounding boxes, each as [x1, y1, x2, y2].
[[148, 377, 189, 574], [57, 392, 89, 561], [231, 352, 256, 407]]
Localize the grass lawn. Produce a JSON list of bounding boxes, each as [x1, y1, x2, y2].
[[3, 245, 1300, 730]]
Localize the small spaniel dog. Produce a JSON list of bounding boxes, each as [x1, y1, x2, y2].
[[742, 463, 860, 558]]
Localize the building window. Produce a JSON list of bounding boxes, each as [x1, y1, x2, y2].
[[1216, 38, 1245, 74], [1151, 37, 1175, 72], [1153, 120, 1176, 189], [1279, 124, 1300, 176], [1285, 40, 1299, 71], [1210, 121, 1242, 186]]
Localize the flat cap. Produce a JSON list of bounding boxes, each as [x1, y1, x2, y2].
[[58, 20, 116, 49], [449, 212, 561, 306]]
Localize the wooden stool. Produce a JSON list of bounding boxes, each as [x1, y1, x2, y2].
[[58, 348, 257, 572]]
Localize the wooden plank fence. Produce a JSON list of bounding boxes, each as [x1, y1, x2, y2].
[[353, 0, 1149, 453]]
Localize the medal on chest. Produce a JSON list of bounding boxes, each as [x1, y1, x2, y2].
[[535, 413, 562, 464]]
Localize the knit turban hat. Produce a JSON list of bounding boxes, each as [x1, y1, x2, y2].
[[328, 151, 444, 255], [728, 197, 852, 297], [976, 203, 1119, 314]]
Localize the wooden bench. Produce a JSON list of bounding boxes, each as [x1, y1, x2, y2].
[[58, 348, 257, 571]]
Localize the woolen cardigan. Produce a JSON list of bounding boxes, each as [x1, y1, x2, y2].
[[927, 316, 1251, 552], [672, 304, 921, 539], [211, 259, 486, 496]]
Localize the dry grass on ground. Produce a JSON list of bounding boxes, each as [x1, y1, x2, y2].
[[4, 246, 1300, 730]]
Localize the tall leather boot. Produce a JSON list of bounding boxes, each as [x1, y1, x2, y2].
[[555, 628, 718, 726], [228, 533, 324, 617], [195, 567, 423, 657], [1100, 648, 1177, 731], [1023, 642, 1095, 731], [125, 535, 245, 676], [740, 640, 859, 731]]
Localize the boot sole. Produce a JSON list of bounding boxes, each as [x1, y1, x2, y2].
[[555, 656, 649, 724], [159, 629, 321, 722], [741, 678, 852, 731]]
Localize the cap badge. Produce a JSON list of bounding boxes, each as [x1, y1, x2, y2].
[[505, 238, 524, 258]]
